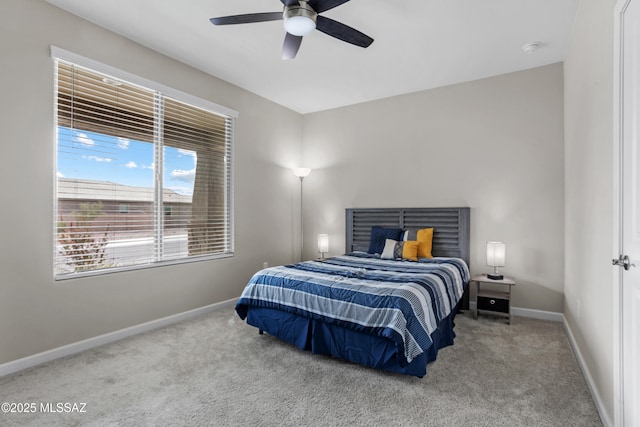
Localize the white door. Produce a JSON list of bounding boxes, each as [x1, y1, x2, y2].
[[615, 0, 640, 425]]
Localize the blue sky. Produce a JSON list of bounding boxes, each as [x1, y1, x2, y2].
[[56, 126, 196, 196]]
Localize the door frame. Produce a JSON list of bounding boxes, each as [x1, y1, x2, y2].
[[613, 0, 630, 425]]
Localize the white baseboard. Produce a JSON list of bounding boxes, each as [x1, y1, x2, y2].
[[0, 298, 238, 378], [563, 317, 612, 427], [468, 302, 564, 322], [511, 306, 564, 322]]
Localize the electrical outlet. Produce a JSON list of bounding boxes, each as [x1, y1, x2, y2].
[[263, 261, 268, 269]]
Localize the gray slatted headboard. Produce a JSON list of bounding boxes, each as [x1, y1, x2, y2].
[[345, 207, 470, 265]]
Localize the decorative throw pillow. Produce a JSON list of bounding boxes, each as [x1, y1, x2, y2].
[[400, 240, 419, 261], [416, 228, 434, 258], [381, 239, 419, 261], [381, 239, 397, 259], [402, 227, 434, 258], [368, 226, 403, 254], [401, 227, 420, 241]]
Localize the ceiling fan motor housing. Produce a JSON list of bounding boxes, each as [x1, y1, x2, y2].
[[283, 1, 317, 36]]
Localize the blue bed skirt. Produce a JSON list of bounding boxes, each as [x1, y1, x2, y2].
[[242, 301, 460, 378]]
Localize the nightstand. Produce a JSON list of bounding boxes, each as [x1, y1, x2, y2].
[[471, 274, 515, 324]]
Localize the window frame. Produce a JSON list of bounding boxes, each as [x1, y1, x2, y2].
[[51, 46, 237, 280]]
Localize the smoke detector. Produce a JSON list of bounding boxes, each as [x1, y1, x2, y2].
[[522, 42, 541, 54]]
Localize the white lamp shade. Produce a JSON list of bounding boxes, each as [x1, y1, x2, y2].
[[318, 234, 329, 253], [293, 167, 311, 178], [486, 241, 506, 267]]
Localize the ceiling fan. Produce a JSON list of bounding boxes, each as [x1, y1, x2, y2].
[[210, 0, 374, 60]]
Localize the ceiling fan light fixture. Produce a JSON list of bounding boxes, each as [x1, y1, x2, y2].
[[285, 15, 316, 36], [283, 2, 317, 36]]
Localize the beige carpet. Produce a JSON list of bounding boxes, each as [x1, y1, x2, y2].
[[0, 308, 602, 426]]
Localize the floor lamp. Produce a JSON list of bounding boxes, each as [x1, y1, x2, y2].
[[293, 168, 311, 261]]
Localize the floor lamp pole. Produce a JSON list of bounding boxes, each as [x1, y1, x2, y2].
[[299, 176, 304, 262], [293, 167, 311, 262]]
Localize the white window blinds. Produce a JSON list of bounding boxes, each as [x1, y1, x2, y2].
[[53, 51, 235, 279]]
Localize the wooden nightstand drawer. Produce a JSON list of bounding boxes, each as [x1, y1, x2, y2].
[[477, 295, 509, 313]]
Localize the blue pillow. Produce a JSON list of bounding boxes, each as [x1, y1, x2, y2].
[[368, 226, 403, 254]]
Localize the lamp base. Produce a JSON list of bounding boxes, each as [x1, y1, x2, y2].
[[487, 274, 504, 281]]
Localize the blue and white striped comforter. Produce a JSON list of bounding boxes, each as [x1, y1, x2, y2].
[[236, 253, 470, 364]]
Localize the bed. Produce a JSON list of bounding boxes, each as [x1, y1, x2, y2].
[[236, 207, 470, 377]]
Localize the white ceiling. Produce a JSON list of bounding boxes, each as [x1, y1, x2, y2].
[[44, 0, 579, 114]]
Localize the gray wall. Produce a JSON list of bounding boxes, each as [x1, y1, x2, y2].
[[564, 0, 615, 420], [301, 64, 565, 313], [0, 0, 304, 364]]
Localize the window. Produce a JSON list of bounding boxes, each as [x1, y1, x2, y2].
[[53, 48, 236, 279]]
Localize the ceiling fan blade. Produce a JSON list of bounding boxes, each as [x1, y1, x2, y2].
[[308, 0, 351, 13], [315, 15, 373, 48], [282, 33, 303, 59], [280, 0, 300, 6], [210, 12, 283, 26]]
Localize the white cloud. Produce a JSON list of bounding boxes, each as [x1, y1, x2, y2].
[[74, 132, 95, 146], [57, 171, 65, 178], [177, 149, 197, 165], [117, 137, 130, 150], [124, 161, 137, 169], [84, 155, 112, 163], [170, 168, 195, 183], [142, 162, 155, 170]]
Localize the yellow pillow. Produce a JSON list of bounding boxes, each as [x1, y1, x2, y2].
[[401, 240, 419, 261], [416, 228, 434, 258]]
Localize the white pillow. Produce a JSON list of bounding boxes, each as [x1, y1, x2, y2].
[[381, 239, 397, 259]]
